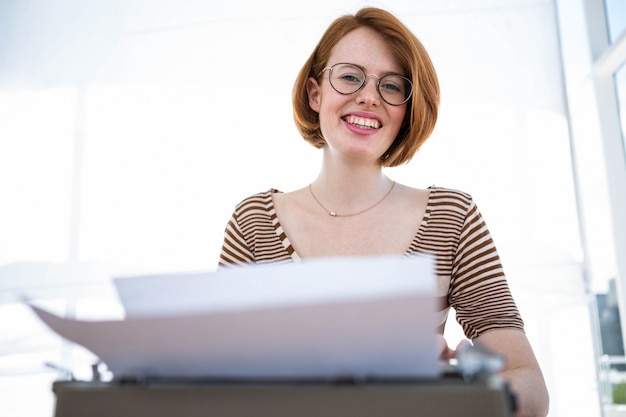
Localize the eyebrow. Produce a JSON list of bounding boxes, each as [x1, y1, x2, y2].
[[332, 62, 406, 77]]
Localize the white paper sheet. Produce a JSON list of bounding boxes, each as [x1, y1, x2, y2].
[[30, 255, 440, 380]]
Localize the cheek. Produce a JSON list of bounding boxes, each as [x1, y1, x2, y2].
[[388, 106, 407, 136], [317, 95, 343, 124], [393, 105, 408, 124]]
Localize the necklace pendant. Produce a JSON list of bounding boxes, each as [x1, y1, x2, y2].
[[308, 181, 396, 218]]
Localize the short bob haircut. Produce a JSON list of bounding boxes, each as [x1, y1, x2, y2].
[[292, 7, 440, 167]]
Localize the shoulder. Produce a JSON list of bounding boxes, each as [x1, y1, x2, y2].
[[233, 189, 282, 210], [228, 189, 283, 222], [427, 185, 472, 201], [426, 186, 475, 211]]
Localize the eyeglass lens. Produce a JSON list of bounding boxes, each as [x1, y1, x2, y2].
[[328, 63, 412, 105]]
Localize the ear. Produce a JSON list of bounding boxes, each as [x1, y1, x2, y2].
[[306, 77, 321, 113]]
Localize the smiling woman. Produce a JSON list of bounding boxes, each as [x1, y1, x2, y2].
[[218, 7, 548, 417], [292, 11, 439, 168]]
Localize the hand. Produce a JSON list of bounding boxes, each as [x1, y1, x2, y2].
[[437, 334, 472, 361]]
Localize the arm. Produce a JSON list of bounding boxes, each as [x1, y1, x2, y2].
[[441, 194, 548, 416], [218, 211, 255, 267], [474, 329, 549, 417]]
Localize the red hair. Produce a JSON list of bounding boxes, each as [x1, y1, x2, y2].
[[292, 7, 440, 167]]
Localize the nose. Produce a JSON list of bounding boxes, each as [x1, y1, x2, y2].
[[355, 75, 381, 106]]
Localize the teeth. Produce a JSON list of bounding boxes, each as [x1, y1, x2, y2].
[[345, 115, 380, 129]]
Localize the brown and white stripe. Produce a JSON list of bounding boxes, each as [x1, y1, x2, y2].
[[218, 187, 523, 339]]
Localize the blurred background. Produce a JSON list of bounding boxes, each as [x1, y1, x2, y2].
[[1, 0, 625, 416]]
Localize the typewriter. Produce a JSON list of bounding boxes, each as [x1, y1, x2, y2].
[[51, 344, 516, 417]]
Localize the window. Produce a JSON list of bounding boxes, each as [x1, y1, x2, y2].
[[615, 62, 626, 163], [605, 0, 626, 43]]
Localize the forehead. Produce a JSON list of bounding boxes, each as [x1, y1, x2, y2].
[[327, 27, 402, 74]]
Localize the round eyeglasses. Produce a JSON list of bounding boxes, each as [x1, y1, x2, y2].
[[321, 63, 413, 106]]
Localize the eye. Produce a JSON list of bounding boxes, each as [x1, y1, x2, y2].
[[379, 75, 408, 95], [332, 64, 365, 85], [341, 74, 363, 83], [380, 81, 403, 93]]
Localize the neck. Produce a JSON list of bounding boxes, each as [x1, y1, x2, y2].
[[317, 152, 386, 186], [310, 169, 394, 216]]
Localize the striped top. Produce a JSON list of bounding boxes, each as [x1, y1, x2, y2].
[[219, 187, 523, 339]]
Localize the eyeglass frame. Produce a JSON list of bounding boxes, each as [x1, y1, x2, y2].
[[319, 62, 413, 106]]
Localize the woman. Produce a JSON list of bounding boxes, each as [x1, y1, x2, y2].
[[219, 7, 548, 417]]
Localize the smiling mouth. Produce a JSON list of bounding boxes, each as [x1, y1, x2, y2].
[[344, 115, 381, 129]]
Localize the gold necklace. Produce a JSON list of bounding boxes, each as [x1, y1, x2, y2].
[[308, 181, 396, 217]]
